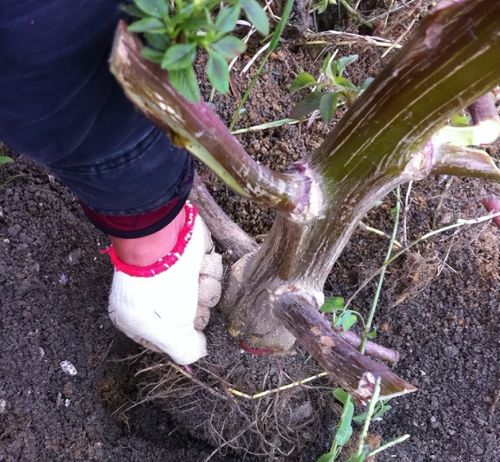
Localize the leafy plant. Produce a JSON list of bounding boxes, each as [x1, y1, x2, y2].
[[289, 53, 373, 122], [124, 0, 269, 101], [321, 296, 358, 332], [318, 380, 404, 462], [352, 400, 391, 423], [321, 296, 377, 338]]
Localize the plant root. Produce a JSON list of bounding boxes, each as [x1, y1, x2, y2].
[[132, 353, 333, 460]]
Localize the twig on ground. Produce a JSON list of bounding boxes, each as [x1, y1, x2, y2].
[[304, 30, 401, 49], [383, 0, 396, 28], [359, 222, 403, 249], [227, 371, 329, 400], [230, 0, 294, 130]]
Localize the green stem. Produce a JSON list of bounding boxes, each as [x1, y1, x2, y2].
[[368, 434, 411, 457], [229, 0, 294, 130], [356, 377, 382, 456], [359, 187, 401, 354]]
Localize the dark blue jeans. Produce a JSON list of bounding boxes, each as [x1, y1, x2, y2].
[[0, 0, 193, 237]]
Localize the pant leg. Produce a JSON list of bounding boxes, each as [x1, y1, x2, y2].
[[0, 0, 193, 238]]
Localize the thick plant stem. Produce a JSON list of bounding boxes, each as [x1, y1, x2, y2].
[[431, 145, 500, 180], [312, 0, 500, 181], [110, 1, 500, 401], [223, 1, 500, 350], [274, 292, 416, 401], [468, 93, 499, 125], [110, 22, 308, 212]]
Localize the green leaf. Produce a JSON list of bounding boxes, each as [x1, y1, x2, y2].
[[333, 76, 358, 91], [212, 36, 246, 60], [321, 53, 333, 74], [320, 296, 345, 313], [354, 401, 392, 423], [207, 50, 229, 93], [168, 67, 201, 102], [289, 72, 317, 93], [0, 156, 14, 165], [319, 92, 338, 122], [332, 387, 349, 404], [161, 43, 197, 71], [335, 311, 357, 332], [144, 32, 169, 51], [141, 46, 164, 64], [290, 92, 322, 119], [128, 17, 165, 33], [133, 0, 168, 18], [335, 400, 354, 446], [314, 0, 336, 15], [269, 0, 294, 50], [333, 54, 359, 76], [316, 452, 335, 462], [241, 0, 270, 35], [215, 5, 241, 34]]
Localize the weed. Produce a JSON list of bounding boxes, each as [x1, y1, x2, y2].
[[124, 0, 269, 101], [289, 53, 373, 122], [317, 189, 408, 461]]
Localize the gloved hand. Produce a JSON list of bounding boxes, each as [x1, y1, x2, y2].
[[106, 202, 223, 364]]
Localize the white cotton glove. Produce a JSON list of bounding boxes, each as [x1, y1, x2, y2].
[[106, 203, 223, 365]]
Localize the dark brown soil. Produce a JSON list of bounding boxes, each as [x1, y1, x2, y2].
[[1, 3, 499, 461]]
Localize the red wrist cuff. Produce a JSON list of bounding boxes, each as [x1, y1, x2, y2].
[[102, 202, 198, 277]]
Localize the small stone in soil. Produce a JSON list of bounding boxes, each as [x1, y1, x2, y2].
[[60, 360, 77, 376], [59, 274, 68, 285]]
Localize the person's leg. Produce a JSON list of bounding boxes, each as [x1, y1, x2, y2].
[[0, 0, 191, 239], [0, 0, 222, 363], [110, 208, 185, 266]]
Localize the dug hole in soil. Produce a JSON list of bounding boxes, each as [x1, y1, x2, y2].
[[2, 8, 500, 462]]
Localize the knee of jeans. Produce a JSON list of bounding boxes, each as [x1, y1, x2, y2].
[[48, 133, 193, 216]]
